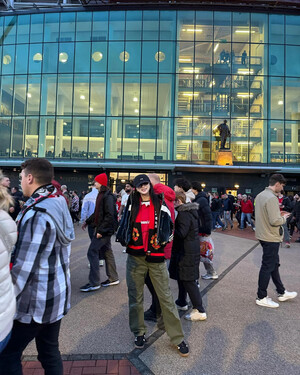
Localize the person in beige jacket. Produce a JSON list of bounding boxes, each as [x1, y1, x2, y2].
[[0, 173, 17, 353], [255, 174, 297, 308]]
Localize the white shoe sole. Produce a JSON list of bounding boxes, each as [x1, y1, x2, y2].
[[80, 285, 101, 292], [102, 280, 120, 287], [256, 300, 279, 308], [278, 293, 297, 302], [184, 315, 207, 321]]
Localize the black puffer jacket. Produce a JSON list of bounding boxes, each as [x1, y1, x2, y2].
[[194, 192, 212, 235], [169, 202, 200, 282]]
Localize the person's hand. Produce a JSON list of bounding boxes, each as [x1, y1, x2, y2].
[[282, 212, 291, 220], [9, 207, 15, 213], [96, 233, 102, 239], [81, 223, 87, 231]]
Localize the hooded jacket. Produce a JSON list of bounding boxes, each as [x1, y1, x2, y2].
[[169, 202, 200, 282], [194, 192, 212, 235], [12, 187, 74, 324], [0, 210, 17, 342]]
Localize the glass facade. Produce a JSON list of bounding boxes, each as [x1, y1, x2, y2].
[[0, 10, 300, 165]]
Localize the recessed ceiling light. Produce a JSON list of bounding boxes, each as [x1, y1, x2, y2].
[[80, 95, 85, 100]]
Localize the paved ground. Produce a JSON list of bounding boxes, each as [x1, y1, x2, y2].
[[22, 223, 300, 375]]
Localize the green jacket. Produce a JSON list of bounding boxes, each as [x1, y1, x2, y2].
[[254, 187, 285, 242]]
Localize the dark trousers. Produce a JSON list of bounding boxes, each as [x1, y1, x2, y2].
[[177, 280, 205, 313], [0, 320, 62, 375], [87, 225, 95, 241], [212, 211, 224, 229], [257, 241, 285, 299], [145, 272, 162, 316]]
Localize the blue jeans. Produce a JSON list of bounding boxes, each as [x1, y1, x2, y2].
[[212, 211, 224, 229], [0, 332, 11, 354], [0, 320, 62, 375], [240, 212, 254, 229]]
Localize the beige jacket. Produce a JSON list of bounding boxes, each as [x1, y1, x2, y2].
[[0, 210, 17, 341], [254, 187, 285, 242]]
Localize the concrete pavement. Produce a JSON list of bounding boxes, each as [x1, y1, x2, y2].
[[23, 224, 300, 375]]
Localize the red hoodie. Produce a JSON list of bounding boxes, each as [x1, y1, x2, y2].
[[241, 199, 253, 214], [153, 183, 175, 259]]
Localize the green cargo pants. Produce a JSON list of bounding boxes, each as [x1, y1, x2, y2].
[[126, 254, 184, 346]]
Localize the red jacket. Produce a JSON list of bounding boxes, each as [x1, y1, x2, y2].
[[241, 200, 253, 214], [153, 183, 175, 260]]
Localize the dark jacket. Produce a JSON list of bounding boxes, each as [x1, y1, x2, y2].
[[211, 198, 222, 212], [194, 192, 212, 235], [223, 197, 233, 212], [169, 202, 200, 282], [282, 196, 292, 213], [115, 194, 172, 263], [86, 189, 116, 237]]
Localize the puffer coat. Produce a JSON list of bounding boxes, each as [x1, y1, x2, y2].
[[0, 210, 17, 342], [169, 202, 200, 281]]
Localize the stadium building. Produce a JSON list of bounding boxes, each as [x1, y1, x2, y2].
[[0, 0, 300, 194]]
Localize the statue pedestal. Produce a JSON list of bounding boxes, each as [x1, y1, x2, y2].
[[215, 149, 233, 166]]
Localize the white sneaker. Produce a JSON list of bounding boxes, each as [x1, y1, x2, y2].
[[175, 302, 189, 311], [278, 291, 297, 302], [99, 260, 104, 266], [184, 309, 207, 321], [201, 273, 219, 280], [256, 296, 279, 308]]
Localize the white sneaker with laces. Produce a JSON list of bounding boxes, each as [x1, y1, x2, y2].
[[184, 309, 207, 321], [256, 296, 279, 308], [175, 303, 189, 311], [278, 291, 297, 302]]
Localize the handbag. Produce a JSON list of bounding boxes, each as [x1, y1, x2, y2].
[[199, 234, 214, 261]]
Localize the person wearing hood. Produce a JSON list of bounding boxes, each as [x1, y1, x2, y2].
[[143, 173, 176, 323], [169, 192, 207, 321], [0, 158, 74, 375]]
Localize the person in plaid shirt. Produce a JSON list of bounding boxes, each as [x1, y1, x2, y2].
[[0, 158, 74, 375]]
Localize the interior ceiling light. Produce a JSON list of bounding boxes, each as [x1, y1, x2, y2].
[[59, 52, 68, 63], [134, 109, 139, 113], [3, 55, 11, 65], [33, 53, 43, 62], [182, 93, 199, 97], [155, 51, 165, 62], [27, 93, 32, 98], [90, 107, 93, 111], [238, 69, 254, 75], [235, 30, 255, 34], [119, 51, 130, 62], [80, 95, 85, 100], [133, 97, 138, 102], [182, 26, 202, 33], [182, 68, 200, 73], [278, 100, 284, 105], [237, 93, 253, 98], [214, 43, 219, 53], [92, 51, 103, 62], [179, 58, 192, 63]]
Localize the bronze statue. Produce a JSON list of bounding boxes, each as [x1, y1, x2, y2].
[[217, 120, 231, 149]]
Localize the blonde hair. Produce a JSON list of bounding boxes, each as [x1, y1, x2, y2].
[[0, 170, 14, 211], [175, 192, 186, 204]]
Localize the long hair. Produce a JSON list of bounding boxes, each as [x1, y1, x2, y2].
[[0, 170, 14, 211], [130, 184, 161, 227]]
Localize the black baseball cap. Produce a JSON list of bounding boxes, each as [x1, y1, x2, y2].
[[133, 174, 150, 188]]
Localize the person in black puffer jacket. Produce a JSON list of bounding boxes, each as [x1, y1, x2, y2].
[[191, 182, 219, 280], [169, 192, 207, 321]]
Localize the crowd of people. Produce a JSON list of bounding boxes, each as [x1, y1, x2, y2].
[[0, 159, 299, 373]]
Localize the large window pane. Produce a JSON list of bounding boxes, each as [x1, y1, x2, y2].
[[75, 42, 91, 73], [76, 12, 92, 42], [13, 75, 27, 116], [58, 42, 75, 73], [176, 73, 193, 117], [141, 75, 157, 116], [73, 74, 89, 115], [72, 117, 88, 159], [55, 117, 71, 158], [269, 120, 284, 163], [57, 75, 73, 116], [178, 41, 194, 74], [143, 10, 159, 40], [43, 43, 58, 73], [108, 41, 125, 73], [160, 11, 176, 41], [4, 16, 17, 45], [25, 118, 39, 157], [28, 44, 43, 74], [177, 11, 195, 41], [175, 118, 192, 161], [11, 118, 24, 157], [106, 117, 121, 159], [124, 75, 140, 116], [193, 75, 212, 117], [214, 12, 231, 42], [269, 14, 284, 44], [286, 46, 300, 77], [250, 43, 267, 76], [286, 16, 300, 45], [2, 45, 15, 75], [40, 75, 57, 116], [269, 45, 284, 76], [212, 75, 231, 117], [89, 118, 105, 159], [43, 117, 55, 157], [195, 11, 213, 41], [60, 13, 75, 42], [139, 118, 156, 160], [92, 11, 108, 42], [91, 42, 107, 73], [17, 15, 30, 44], [0, 118, 11, 157], [126, 11, 142, 40], [109, 11, 125, 40], [125, 41, 141, 73], [30, 14, 44, 43], [1, 76, 14, 116], [251, 13, 268, 43], [158, 74, 173, 117], [142, 41, 158, 73], [285, 121, 300, 163], [233, 12, 250, 43], [249, 119, 266, 163], [286, 78, 300, 121], [122, 117, 139, 159], [270, 77, 284, 119], [213, 42, 231, 74], [15, 44, 29, 74], [191, 117, 211, 162], [107, 75, 123, 117], [90, 75, 106, 116], [44, 13, 59, 43], [158, 41, 175, 73], [27, 76, 41, 116], [195, 42, 212, 74], [158, 118, 172, 160]]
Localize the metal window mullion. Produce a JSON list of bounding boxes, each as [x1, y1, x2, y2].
[[104, 10, 109, 159], [155, 11, 161, 162], [70, 17, 77, 160], [171, 9, 178, 163], [54, 13, 62, 159]]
